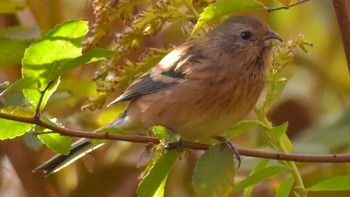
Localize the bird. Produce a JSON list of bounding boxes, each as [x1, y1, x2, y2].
[[33, 15, 282, 175]]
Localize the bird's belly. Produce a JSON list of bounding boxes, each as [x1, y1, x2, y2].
[[126, 79, 261, 141]]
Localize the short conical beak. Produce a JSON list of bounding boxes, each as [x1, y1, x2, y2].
[[266, 30, 282, 42]]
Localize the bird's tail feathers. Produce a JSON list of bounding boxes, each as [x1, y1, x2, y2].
[[33, 117, 126, 175], [33, 139, 104, 175]]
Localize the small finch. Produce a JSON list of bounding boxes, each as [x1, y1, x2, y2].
[[34, 16, 282, 175]]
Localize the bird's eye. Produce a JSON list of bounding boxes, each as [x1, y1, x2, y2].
[[240, 31, 252, 40]]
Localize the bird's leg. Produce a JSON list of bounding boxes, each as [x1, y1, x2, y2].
[[155, 127, 184, 150], [214, 136, 241, 168], [164, 138, 184, 150]]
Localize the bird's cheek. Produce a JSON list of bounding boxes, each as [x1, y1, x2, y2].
[[262, 40, 274, 48]]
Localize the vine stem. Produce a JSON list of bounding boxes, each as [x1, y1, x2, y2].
[[255, 109, 306, 196]]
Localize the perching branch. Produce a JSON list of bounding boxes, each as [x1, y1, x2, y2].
[[1, 112, 350, 163]]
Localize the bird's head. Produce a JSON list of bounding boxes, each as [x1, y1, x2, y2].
[[208, 16, 282, 53]]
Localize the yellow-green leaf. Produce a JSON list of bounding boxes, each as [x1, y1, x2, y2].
[[193, 143, 236, 197], [309, 175, 350, 191]]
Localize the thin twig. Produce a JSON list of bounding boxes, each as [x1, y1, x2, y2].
[[1, 112, 350, 163], [34, 80, 55, 119], [267, 0, 311, 12]]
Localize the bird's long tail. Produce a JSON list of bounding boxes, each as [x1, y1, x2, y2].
[[33, 139, 105, 175], [33, 115, 128, 176]]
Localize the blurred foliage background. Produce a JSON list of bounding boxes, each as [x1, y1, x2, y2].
[[0, 0, 350, 196]]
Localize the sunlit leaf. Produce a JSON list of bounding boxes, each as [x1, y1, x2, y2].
[[0, 106, 34, 139], [21, 20, 112, 110], [308, 175, 350, 191], [0, 77, 38, 96], [37, 131, 73, 155], [34, 116, 73, 154], [54, 48, 114, 77], [153, 125, 180, 143], [23, 78, 60, 111], [194, 0, 264, 32], [22, 20, 89, 87], [193, 143, 236, 197], [137, 150, 181, 197], [0, 118, 33, 139]]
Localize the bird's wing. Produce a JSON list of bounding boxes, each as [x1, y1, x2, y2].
[[108, 42, 207, 105]]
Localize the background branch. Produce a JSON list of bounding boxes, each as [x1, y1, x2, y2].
[[267, 0, 311, 12], [333, 0, 350, 74]]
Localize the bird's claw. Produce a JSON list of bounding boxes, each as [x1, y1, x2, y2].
[[164, 139, 184, 151], [215, 136, 241, 169]]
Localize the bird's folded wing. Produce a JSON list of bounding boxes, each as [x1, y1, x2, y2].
[[108, 42, 207, 105]]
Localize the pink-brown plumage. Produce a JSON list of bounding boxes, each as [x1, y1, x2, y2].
[[34, 16, 281, 175], [115, 16, 280, 140]]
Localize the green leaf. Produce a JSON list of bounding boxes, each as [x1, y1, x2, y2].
[[0, 118, 33, 139], [37, 130, 73, 155], [153, 125, 180, 143], [279, 133, 293, 153], [21, 20, 111, 110], [0, 77, 38, 96], [0, 1, 26, 14], [308, 175, 350, 191], [270, 122, 288, 140], [269, 122, 293, 152], [243, 159, 270, 197], [194, 0, 264, 32], [231, 166, 286, 194], [193, 143, 236, 197], [0, 106, 34, 139], [276, 177, 294, 197], [22, 19, 89, 87], [0, 37, 32, 65], [153, 178, 166, 197], [34, 116, 73, 154], [137, 150, 181, 197], [225, 120, 266, 138], [54, 48, 114, 78], [23, 78, 60, 111]]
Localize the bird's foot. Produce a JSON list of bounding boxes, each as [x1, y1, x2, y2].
[[215, 136, 241, 168], [164, 139, 184, 151]]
